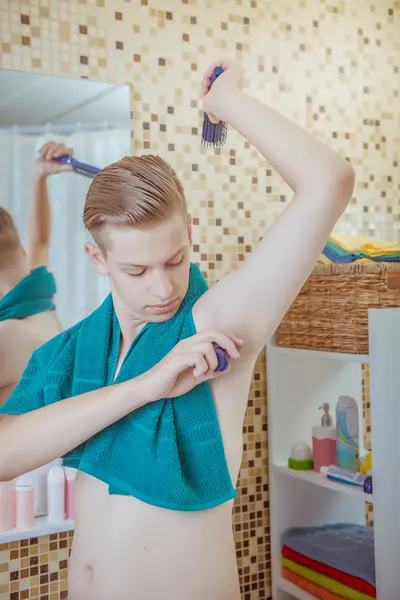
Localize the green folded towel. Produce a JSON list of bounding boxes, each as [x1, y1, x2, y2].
[[0, 266, 56, 321], [0, 263, 236, 511], [282, 558, 374, 600]]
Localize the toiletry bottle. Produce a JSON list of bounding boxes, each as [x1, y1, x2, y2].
[[15, 474, 34, 530], [32, 463, 51, 517], [64, 467, 77, 520], [47, 463, 66, 522], [0, 480, 16, 531], [312, 403, 336, 473], [336, 395, 359, 471]]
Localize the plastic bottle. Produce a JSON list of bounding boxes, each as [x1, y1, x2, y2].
[[32, 463, 51, 517], [64, 467, 77, 520], [15, 474, 34, 530], [47, 464, 65, 522], [312, 403, 336, 473], [336, 395, 359, 471], [0, 480, 16, 531]]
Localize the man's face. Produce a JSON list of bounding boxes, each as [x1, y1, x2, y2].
[[86, 212, 192, 323]]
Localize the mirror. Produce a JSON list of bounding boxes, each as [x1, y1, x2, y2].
[[0, 68, 130, 524], [0, 68, 131, 328]]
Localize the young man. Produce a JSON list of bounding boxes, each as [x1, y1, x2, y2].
[[0, 141, 72, 404], [0, 60, 355, 600]]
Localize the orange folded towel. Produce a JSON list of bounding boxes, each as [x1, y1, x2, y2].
[[282, 567, 346, 600]]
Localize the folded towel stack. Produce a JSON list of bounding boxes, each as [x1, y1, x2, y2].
[[319, 234, 400, 264], [281, 524, 376, 600]]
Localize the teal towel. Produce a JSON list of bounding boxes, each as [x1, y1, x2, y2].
[[0, 266, 56, 321], [0, 263, 236, 511]]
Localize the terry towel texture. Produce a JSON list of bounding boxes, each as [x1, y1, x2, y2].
[[0, 266, 56, 321], [282, 567, 354, 600], [0, 263, 236, 511], [282, 558, 374, 600], [282, 546, 375, 597], [281, 524, 375, 586]]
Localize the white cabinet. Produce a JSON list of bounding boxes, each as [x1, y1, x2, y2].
[[267, 307, 399, 599]]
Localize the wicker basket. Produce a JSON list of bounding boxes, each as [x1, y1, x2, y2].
[[276, 262, 400, 354]]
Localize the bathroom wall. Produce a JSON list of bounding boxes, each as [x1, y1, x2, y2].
[[0, 0, 398, 599]]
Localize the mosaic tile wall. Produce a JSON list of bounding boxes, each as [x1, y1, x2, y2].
[[0, 0, 399, 598], [362, 364, 374, 528]]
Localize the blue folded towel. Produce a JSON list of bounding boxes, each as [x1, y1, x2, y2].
[[0, 263, 236, 511], [282, 523, 375, 585], [0, 266, 56, 321]]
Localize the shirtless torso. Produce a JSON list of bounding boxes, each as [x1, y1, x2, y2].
[[0, 311, 61, 406], [68, 353, 255, 600]]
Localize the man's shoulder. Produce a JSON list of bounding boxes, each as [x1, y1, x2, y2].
[[33, 319, 83, 367]]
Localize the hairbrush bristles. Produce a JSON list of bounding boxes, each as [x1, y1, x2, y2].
[[201, 117, 228, 148], [201, 66, 228, 148]]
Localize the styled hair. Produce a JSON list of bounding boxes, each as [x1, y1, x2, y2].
[[83, 155, 188, 242], [0, 207, 23, 269]]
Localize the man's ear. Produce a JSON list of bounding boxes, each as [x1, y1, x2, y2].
[[187, 214, 192, 246], [84, 242, 108, 276]]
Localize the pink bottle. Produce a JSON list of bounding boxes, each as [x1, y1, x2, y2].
[[312, 403, 337, 473], [0, 480, 16, 531], [15, 474, 34, 530], [64, 467, 77, 520]]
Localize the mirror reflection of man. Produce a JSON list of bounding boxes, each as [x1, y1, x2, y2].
[[0, 141, 73, 404]]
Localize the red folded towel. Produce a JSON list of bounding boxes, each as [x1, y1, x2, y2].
[[282, 546, 376, 598]]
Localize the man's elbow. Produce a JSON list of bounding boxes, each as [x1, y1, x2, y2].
[[332, 160, 355, 200], [320, 161, 356, 214]]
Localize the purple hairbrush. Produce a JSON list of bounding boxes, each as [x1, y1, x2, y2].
[[201, 66, 228, 148], [53, 155, 100, 178], [213, 344, 230, 372]]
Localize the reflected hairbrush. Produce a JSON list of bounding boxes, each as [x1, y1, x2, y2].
[[54, 155, 100, 178], [201, 67, 228, 148]]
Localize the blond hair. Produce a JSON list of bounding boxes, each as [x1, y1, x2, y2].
[[83, 155, 187, 244], [0, 207, 23, 270]]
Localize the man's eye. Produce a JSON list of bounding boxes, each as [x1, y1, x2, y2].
[[168, 256, 184, 267]]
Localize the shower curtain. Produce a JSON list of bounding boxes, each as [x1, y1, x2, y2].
[[0, 127, 131, 328]]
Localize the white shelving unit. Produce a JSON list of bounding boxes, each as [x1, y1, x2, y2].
[[0, 516, 74, 544], [267, 307, 400, 599]]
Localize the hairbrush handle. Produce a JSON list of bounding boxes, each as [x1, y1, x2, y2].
[[53, 155, 100, 178], [213, 344, 230, 372], [210, 66, 224, 86]]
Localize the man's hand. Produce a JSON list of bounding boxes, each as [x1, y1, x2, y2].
[[33, 141, 74, 179], [201, 59, 245, 125], [141, 330, 243, 400]]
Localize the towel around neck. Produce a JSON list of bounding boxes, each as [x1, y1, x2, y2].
[[0, 266, 56, 322], [0, 263, 236, 511]]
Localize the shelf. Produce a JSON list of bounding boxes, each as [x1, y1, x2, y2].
[[273, 464, 373, 502], [0, 516, 74, 544], [278, 576, 317, 600], [267, 342, 369, 364]]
